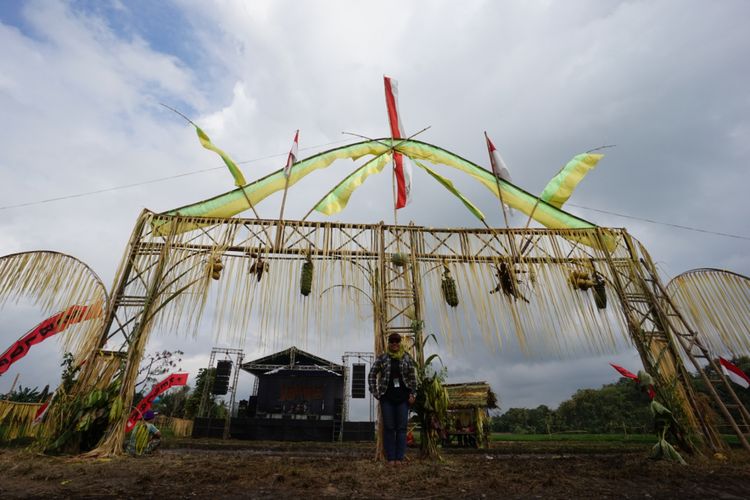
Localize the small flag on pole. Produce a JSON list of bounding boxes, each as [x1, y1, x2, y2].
[[484, 132, 512, 182], [611, 363, 655, 399], [284, 130, 299, 177], [384, 75, 412, 209], [719, 357, 750, 389], [610, 363, 639, 381], [484, 132, 513, 216]]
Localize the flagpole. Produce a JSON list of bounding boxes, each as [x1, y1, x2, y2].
[[391, 151, 399, 226], [341, 127, 433, 225], [278, 130, 298, 223], [485, 132, 512, 231], [299, 128, 430, 222], [484, 133, 521, 275], [278, 174, 291, 221]]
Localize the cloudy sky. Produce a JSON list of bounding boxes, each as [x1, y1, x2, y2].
[[1, 0, 748, 418]]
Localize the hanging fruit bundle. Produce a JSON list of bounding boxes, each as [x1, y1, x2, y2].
[[592, 273, 607, 309], [300, 255, 313, 296], [441, 268, 459, 307], [208, 254, 223, 280]]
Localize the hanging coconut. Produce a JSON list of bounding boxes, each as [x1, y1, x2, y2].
[[569, 270, 595, 291], [592, 275, 607, 309], [300, 257, 313, 296], [441, 270, 459, 307], [209, 255, 223, 280]]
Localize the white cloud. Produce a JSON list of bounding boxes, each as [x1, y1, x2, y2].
[[1, 0, 749, 415]]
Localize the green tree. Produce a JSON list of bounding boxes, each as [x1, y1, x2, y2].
[[691, 356, 750, 431], [4, 385, 41, 403], [493, 378, 652, 434], [154, 385, 191, 418], [556, 379, 651, 433], [184, 368, 221, 419]]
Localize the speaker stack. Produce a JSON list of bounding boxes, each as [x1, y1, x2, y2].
[[351, 363, 366, 399], [211, 360, 232, 395]]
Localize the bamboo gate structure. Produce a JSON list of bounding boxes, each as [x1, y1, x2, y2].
[[33, 209, 750, 456]]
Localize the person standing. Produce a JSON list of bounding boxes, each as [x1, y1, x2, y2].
[[368, 333, 418, 465]]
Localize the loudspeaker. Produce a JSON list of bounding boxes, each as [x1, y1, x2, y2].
[[247, 396, 258, 417], [351, 363, 366, 399], [216, 360, 233, 377], [211, 360, 232, 395], [211, 376, 229, 395]]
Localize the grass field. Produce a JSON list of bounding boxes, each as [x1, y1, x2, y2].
[[489, 432, 742, 447], [490, 432, 655, 443]]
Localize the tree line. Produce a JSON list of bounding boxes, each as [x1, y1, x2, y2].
[[492, 356, 750, 434]]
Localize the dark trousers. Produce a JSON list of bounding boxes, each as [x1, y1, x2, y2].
[[381, 398, 409, 461]]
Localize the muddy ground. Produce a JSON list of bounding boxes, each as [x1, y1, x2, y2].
[[1, 440, 749, 499]]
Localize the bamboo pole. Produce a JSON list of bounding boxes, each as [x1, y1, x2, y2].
[[278, 130, 298, 224]]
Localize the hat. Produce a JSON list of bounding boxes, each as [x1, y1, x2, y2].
[[143, 410, 156, 421], [387, 333, 402, 343]]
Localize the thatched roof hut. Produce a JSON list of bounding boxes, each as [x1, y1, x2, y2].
[[443, 382, 498, 449], [444, 382, 498, 410]]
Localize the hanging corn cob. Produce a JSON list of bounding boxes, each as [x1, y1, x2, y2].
[[592, 273, 607, 309], [441, 267, 459, 307], [300, 254, 313, 297]]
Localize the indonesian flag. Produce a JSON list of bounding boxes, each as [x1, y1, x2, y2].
[[34, 391, 55, 424], [284, 130, 299, 178], [610, 363, 655, 399], [719, 357, 750, 389], [484, 132, 512, 182], [384, 75, 412, 209], [610, 363, 639, 381], [484, 131, 513, 216]]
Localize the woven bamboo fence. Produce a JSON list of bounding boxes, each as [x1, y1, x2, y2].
[[154, 415, 193, 438]]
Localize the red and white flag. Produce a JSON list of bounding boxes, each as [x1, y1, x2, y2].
[[284, 130, 299, 177], [484, 132, 512, 182], [719, 357, 750, 389], [610, 363, 639, 381], [384, 75, 412, 209], [485, 132, 513, 216]]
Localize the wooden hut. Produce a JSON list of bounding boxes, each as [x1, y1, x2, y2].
[[444, 381, 498, 448]]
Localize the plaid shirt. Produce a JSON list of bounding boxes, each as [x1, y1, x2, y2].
[[368, 352, 418, 399]]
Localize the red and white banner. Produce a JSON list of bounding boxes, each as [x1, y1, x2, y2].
[[484, 132, 512, 182], [719, 357, 750, 389], [125, 372, 189, 432], [284, 130, 299, 177], [610, 363, 655, 399], [384, 75, 412, 209], [610, 363, 638, 381], [0, 303, 102, 376]]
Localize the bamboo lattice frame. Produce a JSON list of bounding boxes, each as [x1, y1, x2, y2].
[[1, 209, 741, 455]]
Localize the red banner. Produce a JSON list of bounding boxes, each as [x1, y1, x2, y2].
[[0, 303, 102, 376], [126, 373, 189, 432], [610, 363, 638, 381]]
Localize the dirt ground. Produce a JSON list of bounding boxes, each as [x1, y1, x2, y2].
[[1, 440, 749, 499]]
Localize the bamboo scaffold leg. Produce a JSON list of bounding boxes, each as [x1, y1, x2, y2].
[[638, 255, 750, 452], [597, 229, 724, 454]]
